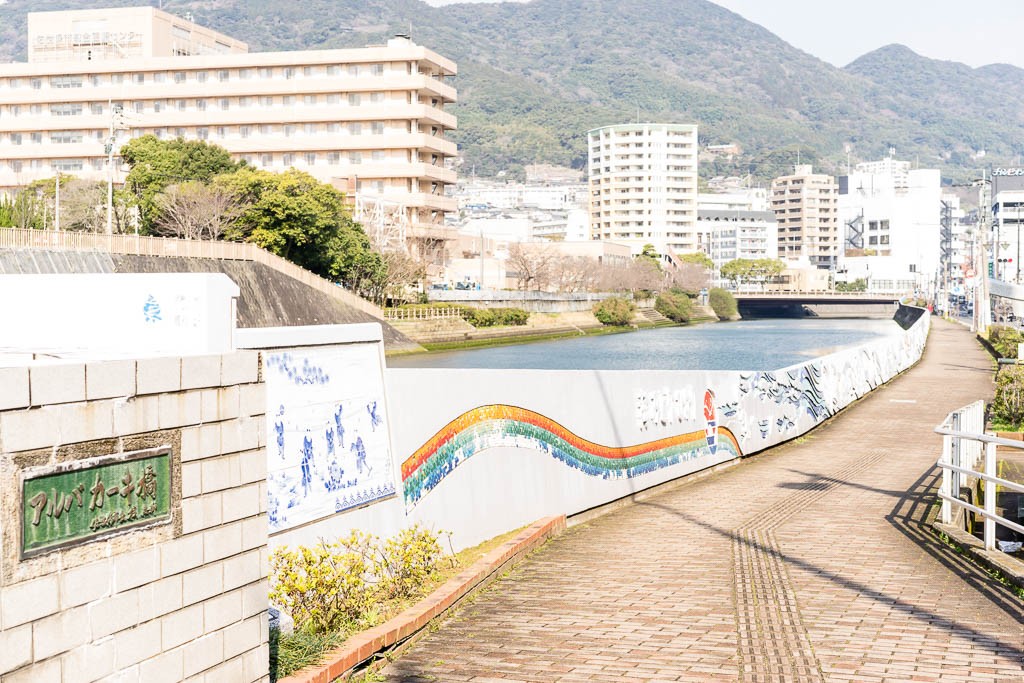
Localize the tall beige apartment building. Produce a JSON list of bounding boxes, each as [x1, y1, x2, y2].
[[587, 123, 699, 260], [770, 164, 839, 268], [0, 7, 457, 258]]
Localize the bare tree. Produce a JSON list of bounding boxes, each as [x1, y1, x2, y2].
[[665, 262, 709, 294], [60, 179, 107, 232], [153, 181, 246, 240], [507, 243, 558, 292]]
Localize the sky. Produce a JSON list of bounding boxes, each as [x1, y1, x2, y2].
[[424, 0, 1024, 69]]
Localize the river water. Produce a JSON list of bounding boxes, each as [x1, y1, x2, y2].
[[386, 318, 902, 371]]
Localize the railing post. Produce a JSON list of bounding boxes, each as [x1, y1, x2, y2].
[[940, 434, 952, 525], [984, 441, 997, 551]]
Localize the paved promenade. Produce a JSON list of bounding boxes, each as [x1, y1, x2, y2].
[[382, 320, 1024, 682]]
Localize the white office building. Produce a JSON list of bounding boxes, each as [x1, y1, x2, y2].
[[697, 190, 778, 288], [0, 6, 458, 260], [837, 157, 941, 293], [587, 123, 699, 260]]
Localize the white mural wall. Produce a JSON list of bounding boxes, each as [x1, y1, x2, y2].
[[255, 311, 929, 552]]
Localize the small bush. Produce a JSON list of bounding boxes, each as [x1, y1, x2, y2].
[[709, 288, 738, 319], [655, 290, 692, 323], [269, 531, 375, 635], [373, 526, 446, 600], [989, 325, 1024, 359], [993, 365, 1024, 427], [492, 307, 529, 326], [461, 307, 495, 327], [593, 297, 635, 326]]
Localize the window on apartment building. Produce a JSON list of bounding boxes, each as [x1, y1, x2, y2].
[[154, 72, 167, 84], [217, 70, 230, 82], [239, 68, 253, 80], [50, 75, 84, 88], [133, 73, 144, 84], [153, 100, 165, 113], [8, 79, 20, 88], [95, 130, 105, 142], [111, 73, 124, 85], [239, 97, 251, 108], [195, 98, 207, 111], [372, 150, 385, 161], [348, 93, 361, 106], [51, 131, 84, 144], [90, 103, 103, 115], [192, 71, 207, 83], [347, 122, 361, 135], [8, 105, 19, 116], [327, 152, 340, 164], [868, 236, 878, 245], [303, 95, 317, 106], [284, 125, 296, 137], [868, 220, 877, 231], [90, 159, 103, 170], [304, 152, 316, 165], [283, 95, 295, 106], [31, 132, 42, 143], [303, 123, 317, 135], [197, 127, 209, 140], [171, 71, 185, 84], [370, 92, 384, 104], [176, 100, 186, 111], [240, 126, 251, 138], [348, 152, 362, 164], [9, 160, 22, 172], [282, 153, 294, 166], [259, 124, 272, 135], [880, 220, 890, 230], [219, 98, 230, 111], [258, 67, 272, 79], [327, 65, 340, 76], [284, 67, 296, 80], [173, 127, 185, 138], [29, 78, 42, 90], [370, 122, 384, 134], [216, 126, 226, 137], [303, 66, 314, 77], [370, 63, 384, 76], [29, 104, 42, 115], [880, 235, 890, 245], [261, 154, 273, 166], [327, 94, 340, 104], [347, 65, 359, 77], [371, 181, 384, 193], [52, 159, 84, 172]]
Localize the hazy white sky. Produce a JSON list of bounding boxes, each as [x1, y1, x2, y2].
[[424, 0, 1024, 69]]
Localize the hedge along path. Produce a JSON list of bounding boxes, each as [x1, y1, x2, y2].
[[278, 516, 566, 683]]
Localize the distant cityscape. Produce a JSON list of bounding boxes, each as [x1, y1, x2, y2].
[[1, 5, 1022, 313]]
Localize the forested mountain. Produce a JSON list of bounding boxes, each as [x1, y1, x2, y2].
[[1, 0, 1021, 180]]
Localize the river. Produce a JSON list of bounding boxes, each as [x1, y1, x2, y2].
[[386, 318, 902, 371]]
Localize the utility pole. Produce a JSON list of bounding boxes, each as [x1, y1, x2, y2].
[[106, 102, 125, 235], [54, 170, 61, 232], [974, 169, 991, 333]]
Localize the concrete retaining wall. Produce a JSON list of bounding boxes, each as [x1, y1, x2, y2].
[[0, 353, 269, 682]]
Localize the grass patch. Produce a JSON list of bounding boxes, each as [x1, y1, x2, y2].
[[935, 531, 1024, 601], [419, 325, 633, 352]]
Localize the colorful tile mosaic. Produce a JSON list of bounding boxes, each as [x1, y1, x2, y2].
[[401, 405, 741, 510]]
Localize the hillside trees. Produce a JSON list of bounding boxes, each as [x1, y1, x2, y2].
[[720, 258, 786, 289]]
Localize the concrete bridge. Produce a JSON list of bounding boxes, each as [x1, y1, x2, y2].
[[735, 292, 901, 319], [381, 320, 1023, 682]]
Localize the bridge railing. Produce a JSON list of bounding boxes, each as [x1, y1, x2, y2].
[[934, 400, 1024, 552]]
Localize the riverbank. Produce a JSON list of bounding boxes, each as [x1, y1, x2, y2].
[[385, 306, 720, 356]]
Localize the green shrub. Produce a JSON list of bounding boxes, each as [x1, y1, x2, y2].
[[492, 307, 529, 326], [989, 325, 1024, 359], [709, 288, 738, 319], [460, 307, 495, 327], [654, 290, 692, 323], [373, 526, 446, 601], [993, 365, 1024, 427], [593, 297, 635, 326]]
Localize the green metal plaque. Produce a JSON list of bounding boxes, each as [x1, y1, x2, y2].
[[21, 447, 172, 558]]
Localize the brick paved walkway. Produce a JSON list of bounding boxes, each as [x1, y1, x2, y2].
[[382, 320, 1024, 682]]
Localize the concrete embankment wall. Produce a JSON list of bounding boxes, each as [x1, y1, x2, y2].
[[0, 249, 418, 351], [259, 308, 930, 554], [0, 353, 270, 682]]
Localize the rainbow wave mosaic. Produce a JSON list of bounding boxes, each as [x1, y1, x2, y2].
[[401, 405, 741, 510]]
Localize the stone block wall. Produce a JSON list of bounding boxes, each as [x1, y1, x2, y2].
[[0, 353, 269, 683]]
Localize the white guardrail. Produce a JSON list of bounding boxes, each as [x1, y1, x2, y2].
[[934, 400, 1024, 552]]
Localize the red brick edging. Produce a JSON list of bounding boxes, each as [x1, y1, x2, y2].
[[279, 515, 567, 683]]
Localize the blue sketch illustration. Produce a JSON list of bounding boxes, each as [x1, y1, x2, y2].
[[142, 295, 162, 323]]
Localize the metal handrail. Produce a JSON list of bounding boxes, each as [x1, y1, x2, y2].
[[934, 400, 1024, 552]]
